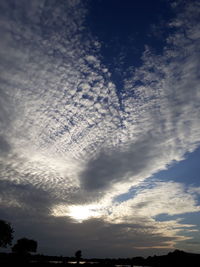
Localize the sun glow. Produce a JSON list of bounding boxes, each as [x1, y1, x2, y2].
[[68, 205, 100, 222], [52, 204, 101, 222]]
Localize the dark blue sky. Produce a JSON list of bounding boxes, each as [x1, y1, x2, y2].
[[87, 0, 173, 69], [85, 0, 175, 110]]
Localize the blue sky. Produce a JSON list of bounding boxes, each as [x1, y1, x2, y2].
[[0, 0, 200, 258], [154, 146, 200, 186]]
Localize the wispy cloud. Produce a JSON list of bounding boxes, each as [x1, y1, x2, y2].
[[109, 181, 200, 220]]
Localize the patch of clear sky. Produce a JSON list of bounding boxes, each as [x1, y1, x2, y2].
[[85, 0, 174, 91]]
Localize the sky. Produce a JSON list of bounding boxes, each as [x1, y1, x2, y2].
[[0, 0, 200, 258]]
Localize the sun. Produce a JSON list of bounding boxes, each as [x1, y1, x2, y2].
[[68, 205, 99, 222], [51, 203, 101, 222]]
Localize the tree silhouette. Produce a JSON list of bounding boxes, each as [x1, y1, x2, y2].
[[0, 219, 14, 248], [75, 250, 82, 265], [12, 238, 37, 255]]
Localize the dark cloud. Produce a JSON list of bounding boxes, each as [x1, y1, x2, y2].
[[0, 179, 185, 257], [0, 180, 55, 217], [0, 136, 11, 155], [81, 134, 163, 191], [0, 205, 174, 258]]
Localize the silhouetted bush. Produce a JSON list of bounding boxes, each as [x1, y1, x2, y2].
[[12, 238, 37, 255], [0, 220, 14, 248]]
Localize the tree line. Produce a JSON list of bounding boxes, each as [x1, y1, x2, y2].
[[0, 219, 37, 254], [0, 219, 82, 264]]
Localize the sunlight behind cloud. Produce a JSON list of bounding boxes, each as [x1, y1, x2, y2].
[[68, 205, 100, 222], [52, 204, 101, 222]]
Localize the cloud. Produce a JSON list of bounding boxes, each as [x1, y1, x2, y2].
[[78, 0, 200, 198], [0, 180, 55, 216], [108, 181, 200, 221], [0, 198, 192, 258], [51, 179, 200, 254], [80, 135, 170, 192], [0, 0, 200, 256], [0, 136, 11, 155]]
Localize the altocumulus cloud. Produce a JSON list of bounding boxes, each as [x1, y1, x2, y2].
[[0, 0, 200, 257]]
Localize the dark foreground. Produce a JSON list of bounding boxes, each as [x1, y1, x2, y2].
[[1, 250, 200, 267]]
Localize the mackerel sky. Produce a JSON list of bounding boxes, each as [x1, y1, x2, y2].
[[0, 0, 200, 258]]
